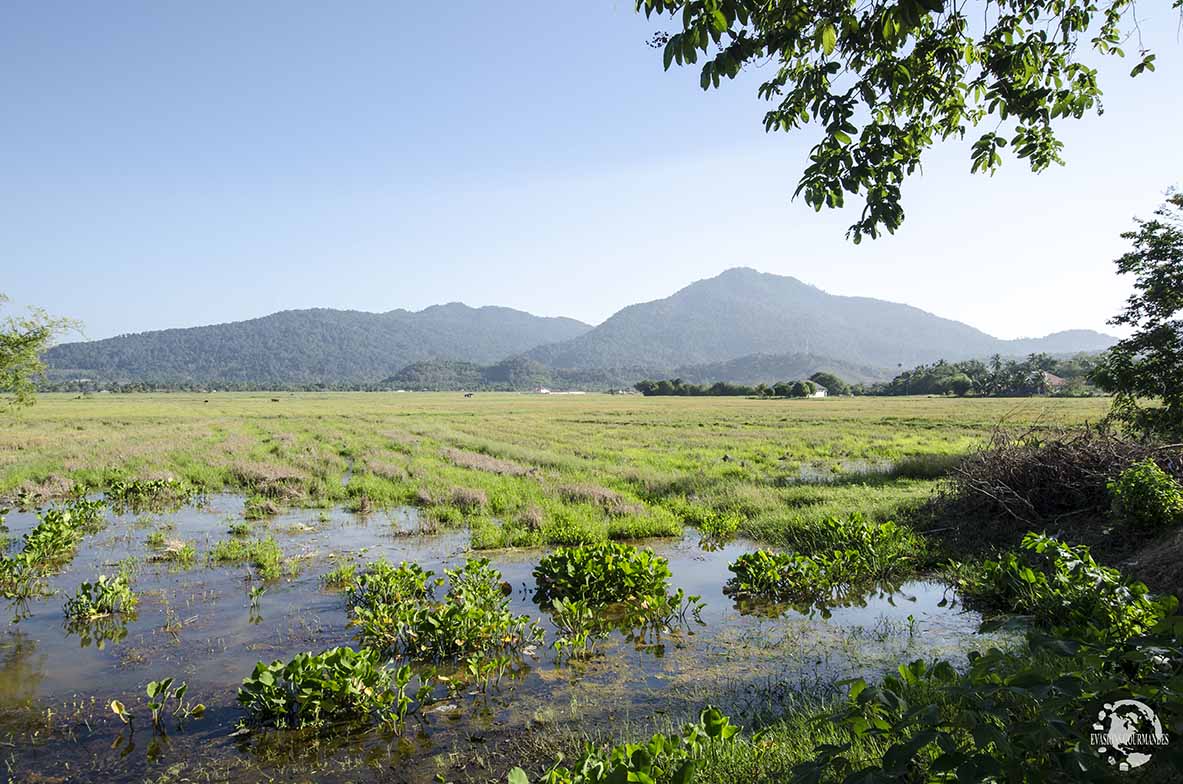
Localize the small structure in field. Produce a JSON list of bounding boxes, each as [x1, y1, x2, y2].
[[810, 384, 828, 398]]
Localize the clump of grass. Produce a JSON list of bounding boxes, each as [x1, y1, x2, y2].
[[227, 520, 252, 537], [147, 537, 197, 568], [321, 562, 359, 591], [449, 487, 487, 512], [63, 573, 138, 621], [348, 558, 541, 662], [558, 483, 644, 516], [442, 448, 535, 477], [243, 496, 280, 520], [209, 537, 284, 580]]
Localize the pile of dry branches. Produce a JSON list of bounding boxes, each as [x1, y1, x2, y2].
[[932, 428, 1182, 546]]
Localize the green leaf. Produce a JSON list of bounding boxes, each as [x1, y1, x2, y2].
[[821, 24, 837, 56]]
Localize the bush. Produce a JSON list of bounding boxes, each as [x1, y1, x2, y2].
[[533, 541, 671, 606], [237, 646, 431, 730], [1108, 458, 1183, 529]]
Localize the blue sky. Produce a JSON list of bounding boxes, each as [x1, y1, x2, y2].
[[3, 1, 1181, 341]]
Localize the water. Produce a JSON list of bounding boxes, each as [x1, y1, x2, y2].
[[0, 497, 1001, 782]]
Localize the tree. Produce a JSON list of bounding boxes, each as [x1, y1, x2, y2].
[[1093, 192, 1183, 440], [637, 0, 1176, 241], [1, 295, 77, 408], [809, 371, 850, 395]]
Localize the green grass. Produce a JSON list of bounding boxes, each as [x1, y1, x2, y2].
[[0, 393, 1108, 550]]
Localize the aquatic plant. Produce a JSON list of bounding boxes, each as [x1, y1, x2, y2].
[[1108, 458, 1183, 529], [533, 541, 672, 606], [951, 532, 1175, 641], [63, 573, 138, 621], [508, 706, 740, 784], [146, 677, 205, 730], [0, 497, 108, 597], [237, 646, 432, 730], [209, 536, 284, 580], [321, 562, 358, 591], [106, 477, 192, 510], [349, 558, 541, 662]]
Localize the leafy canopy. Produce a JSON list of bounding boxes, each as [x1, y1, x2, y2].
[[636, 0, 1176, 241], [1093, 191, 1183, 440], [0, 294, 76, 408]]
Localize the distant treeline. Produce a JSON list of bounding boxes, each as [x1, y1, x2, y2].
[[867, 353, 1101, 397], [635, 378, 823, 398]]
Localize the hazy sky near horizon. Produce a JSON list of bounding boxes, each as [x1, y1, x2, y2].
[[3, 1, 1181, 342]]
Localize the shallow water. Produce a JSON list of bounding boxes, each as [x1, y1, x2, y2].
[[1, 497, 1002, 782]]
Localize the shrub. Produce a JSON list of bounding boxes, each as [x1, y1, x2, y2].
[[1108, 458, 1183, 529], [533, 541, 672, 606], [237, 646, 431, 730], [952, 532, 1175, 641], [349, 558, 541, 662], [63, 573, 138, 621]]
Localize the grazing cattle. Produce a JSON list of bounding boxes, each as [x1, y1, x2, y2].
[[464, 393, 474, 398]]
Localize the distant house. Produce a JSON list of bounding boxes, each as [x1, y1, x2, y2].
[[1041, 371, 1068, 389], [534, 387, 551, 395], [810, 384, 828, 398]]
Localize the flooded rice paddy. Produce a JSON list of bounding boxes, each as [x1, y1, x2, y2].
[[2, 497, 1006, 782]]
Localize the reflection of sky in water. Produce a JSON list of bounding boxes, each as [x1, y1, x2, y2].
[[0, 497, 1011, 782]]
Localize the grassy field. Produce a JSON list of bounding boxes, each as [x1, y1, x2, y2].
[[0, 392, 1110, 549]]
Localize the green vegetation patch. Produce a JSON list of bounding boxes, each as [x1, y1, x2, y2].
[[724, 516, 920, 610], [1108, 458, 1183, 529], [509, 706, 740, 784], [533, 541, 672, 606], [63, 573, 138, 622], [348, 558, 541, 662], [951, 532, 1176, 641], [238, 646, 431, 731], [209, 536, 284, 580]]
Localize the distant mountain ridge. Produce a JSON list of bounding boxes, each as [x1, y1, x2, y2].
[[43, 268, 1117, 389], [526, 268, 1115, 371], [44, 304, 591, 386]]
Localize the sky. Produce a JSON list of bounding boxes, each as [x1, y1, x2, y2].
[[3, 1, 1181, 342]]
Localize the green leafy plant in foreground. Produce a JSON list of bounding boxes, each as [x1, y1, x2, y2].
[[952, 532, 1175, 642], [791, 620, 1183, 783], [237, 646, 431, 730], [507, 705, 739, 784], [1107, 458, 1183, 529], [349, 558, 541, 662]]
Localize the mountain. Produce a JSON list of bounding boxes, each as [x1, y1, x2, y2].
[[672, 353, 892, 385], [45, 305, 591, 386], [526, 268, 1117, 372], [43, 268, 1117, 389]]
